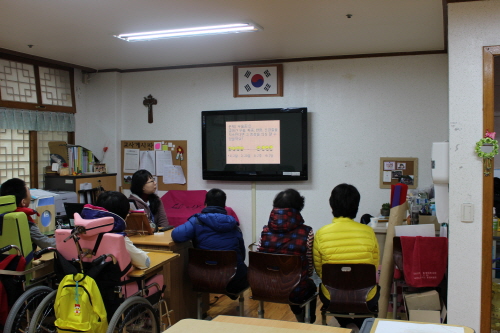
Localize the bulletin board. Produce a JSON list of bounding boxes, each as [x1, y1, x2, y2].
[[121, 140, 187, 191], [379, 157, 418, 189]]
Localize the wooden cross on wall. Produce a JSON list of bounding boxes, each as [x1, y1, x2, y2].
[[143, 94, 157, 123]]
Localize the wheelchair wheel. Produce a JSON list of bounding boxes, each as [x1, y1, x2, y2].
[[106, 296, 159, 333], [3, 285, 53, 333], [27, 290, 57, 333]]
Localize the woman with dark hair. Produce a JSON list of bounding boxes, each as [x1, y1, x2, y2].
[[257, 189, 317, 323], [128, 170, 170, 229], [313, 183, 379, 329]]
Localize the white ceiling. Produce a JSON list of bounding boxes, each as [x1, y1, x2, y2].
[[0, 0, 445, 71]]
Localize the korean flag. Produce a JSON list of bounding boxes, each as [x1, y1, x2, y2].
[[237, 66, 279, 96]]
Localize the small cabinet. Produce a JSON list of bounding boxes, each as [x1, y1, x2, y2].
[[44, 174, 117, 203]]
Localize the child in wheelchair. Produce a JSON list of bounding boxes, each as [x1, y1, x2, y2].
[[82, 191, 150, 269], [30, 191, 169, 333]]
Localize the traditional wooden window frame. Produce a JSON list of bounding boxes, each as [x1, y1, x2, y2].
[[0, 52, 76, 113]]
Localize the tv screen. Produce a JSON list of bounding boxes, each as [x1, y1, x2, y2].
[[202, 107, 308, 181]]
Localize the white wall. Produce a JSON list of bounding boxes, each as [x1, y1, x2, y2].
[[75, 52, 448, 315], [447, 2, 500, 331], [75, 71, 122, 173]]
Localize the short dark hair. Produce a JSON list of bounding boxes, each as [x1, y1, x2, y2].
[[205, 188, 226, 207], [96, 191, 130, 219], [0, 178, 27, 206], [273, 189, 305, 211], [130, 169, 161, 215], [329, 183, 360, 219]]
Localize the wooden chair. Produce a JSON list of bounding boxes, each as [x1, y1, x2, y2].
[[248, 252, 318, 323], [320, 263, 378, 325], [188, 248, 247, 319]]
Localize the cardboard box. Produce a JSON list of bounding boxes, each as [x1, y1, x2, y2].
[[404, 290, 446, 324], [419, 215, 440, 231], [404, 290, 441, 310]]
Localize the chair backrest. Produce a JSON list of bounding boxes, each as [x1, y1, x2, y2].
[[188, 248, 237, 294], [321, 263, 377, 314], [248, 252, 302, 304], [125, 213, 154, 235], [55, 216, 132, 274]]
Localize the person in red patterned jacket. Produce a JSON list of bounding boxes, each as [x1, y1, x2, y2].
[[257, 189, 317, 323]]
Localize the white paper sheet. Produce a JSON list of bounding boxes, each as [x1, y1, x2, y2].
[[123, 149, 140, 173], [162, 165, 186, 184], [155, 150, 173, 177], [139, 150, 156, 175], [375, 320, 464, 333]]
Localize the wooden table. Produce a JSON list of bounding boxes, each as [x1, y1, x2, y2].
[[128, 230, 207, 324], [128, 251, 179, 278], [212, 315, 351, 332], [361, 318, 475, 333], [164, 318, 351, 333]]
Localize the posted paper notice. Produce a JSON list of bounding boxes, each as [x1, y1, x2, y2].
[[123, 149, 140, 173], [162, 165, 186, 184], [156, 150, 173, 177], [139, 150, 156, 175]]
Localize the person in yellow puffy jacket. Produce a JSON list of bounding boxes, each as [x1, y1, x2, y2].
[[313, 183, 379, 329]]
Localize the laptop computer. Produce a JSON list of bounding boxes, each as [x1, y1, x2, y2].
[[64, 202, 85, 227]]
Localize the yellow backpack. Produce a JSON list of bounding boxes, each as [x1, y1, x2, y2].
[[54, 273, 108, 333]]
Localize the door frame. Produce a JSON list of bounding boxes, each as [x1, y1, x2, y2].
[[481, 45, 498, 333]]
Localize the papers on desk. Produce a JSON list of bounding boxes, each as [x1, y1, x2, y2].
[[374, 320, 464, 333]]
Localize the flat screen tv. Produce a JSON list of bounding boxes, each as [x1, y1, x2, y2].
[[202, 107, 308, 181]]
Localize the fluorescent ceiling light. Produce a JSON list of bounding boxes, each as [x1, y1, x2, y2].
[[115, 23, 262, 42]]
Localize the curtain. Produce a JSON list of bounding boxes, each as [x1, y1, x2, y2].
[[0, 108, 75, 132]]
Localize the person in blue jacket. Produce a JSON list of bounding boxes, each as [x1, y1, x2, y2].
[[172, 188, 248, 297]]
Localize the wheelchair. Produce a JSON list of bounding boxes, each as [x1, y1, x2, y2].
[[27, 213, 174, 333], [0, 197, 58, 333], [0, 244, 56, 333]]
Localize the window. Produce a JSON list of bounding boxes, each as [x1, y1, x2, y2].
[[0, 54, 76, 113], [0, 129, 31, 187], [0, 129, 71, 189], [0, 53, 76, 189]]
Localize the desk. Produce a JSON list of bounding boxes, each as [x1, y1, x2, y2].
[[212, 315, 350, 332], [128, 251, 179, 278], [164, 318, 351, 333], [128, 231, 207, 323], [360, 318, 475, 333]]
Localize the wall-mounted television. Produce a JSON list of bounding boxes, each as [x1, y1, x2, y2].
[[202, 107, 308, 181]]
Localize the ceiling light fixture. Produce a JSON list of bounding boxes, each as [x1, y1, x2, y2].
[[115, 23, 262, 42]]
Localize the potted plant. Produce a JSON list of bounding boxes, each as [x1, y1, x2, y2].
[[381, 203, 390, 217]]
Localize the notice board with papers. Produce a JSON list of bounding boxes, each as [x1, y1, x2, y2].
[[120, 140, 187, 191]]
